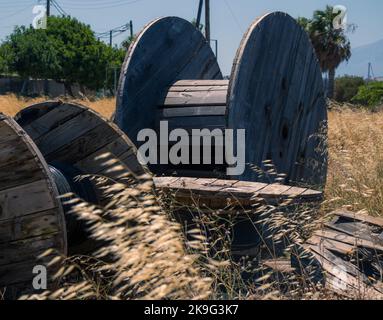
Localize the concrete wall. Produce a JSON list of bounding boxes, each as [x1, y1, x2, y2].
[[0, 77, 93, 98]]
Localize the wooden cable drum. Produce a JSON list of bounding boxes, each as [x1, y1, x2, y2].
[[115, 12, 328, 189], [14, 101, 147, 247], [0, 113, 66, 298], [15, 101, 146, 183], [0, 101, 146, 297]]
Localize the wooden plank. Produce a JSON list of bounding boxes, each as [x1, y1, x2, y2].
[[313, 229, 383, 252], [35, 111, 104, 156], [160, 106, 227, 118], [324, 222, 383, 246], [172, 80, 229, 86], [0, 158, 46, 192], [0, 209, 60, 244], [0, 180, 57, 221], [257, 184, 292, 198], [22, 104, 85, 140], [306, 235, 356, 256], [44, 123, 119, 164], [331, 210, 383, 228], [0, 233, 63, 266], [161, 90, 227, 106], [168, 85, 228, 92], [0, 137, 34, 169], [154, 177, 322, 208]]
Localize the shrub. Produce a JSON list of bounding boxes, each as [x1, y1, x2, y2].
[[352, 81, 383, 107], [334, 75, 365, 103]]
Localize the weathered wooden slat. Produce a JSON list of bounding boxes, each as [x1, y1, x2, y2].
[[0, 209, 60, 243], [15, 102, 148, 182], [172, 80, 229, 87], [21, 102, 86, 140], [0, 233, 63, 267], [154, 177, 323, 209], [160, 106, 227, 118], [0, 115, 67, 295], [332, 210, 383, 228], [312, 229, 383, 252], [0, 180, 57, 221], [168, 85, 228, 92], [161, 90, 227, 106]]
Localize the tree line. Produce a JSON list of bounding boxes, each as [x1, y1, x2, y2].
[[0, 16, 130, 95]]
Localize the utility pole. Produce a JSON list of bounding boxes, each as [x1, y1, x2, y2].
[[205, 0, 210, 43], [367, 62, 371, 82], [196, 0, 203, 30], [109, 30, 113, 47], [46, 0, 51, 17], [129, 20, 134, 38]]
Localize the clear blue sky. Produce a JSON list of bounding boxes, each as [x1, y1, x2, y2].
[[1, 0, 382, 75]]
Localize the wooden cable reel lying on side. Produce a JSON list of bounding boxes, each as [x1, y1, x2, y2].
[[115, 12, 328, 189], [0, 102, 146, 297]]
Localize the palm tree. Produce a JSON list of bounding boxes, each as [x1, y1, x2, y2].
[[298, 6, 354, 98]]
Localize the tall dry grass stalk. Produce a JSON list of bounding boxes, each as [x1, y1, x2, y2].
[[1, 96, 380, 300], [0, 94, 116, 118], [325, 104, 383, 217], [21, 166, 213, 300]]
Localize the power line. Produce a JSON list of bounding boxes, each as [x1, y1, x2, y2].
[[95, 21, 133, 47], [224, 0, 243, 33], [57, 0, 145, 11], [52, 0, 68, 16]]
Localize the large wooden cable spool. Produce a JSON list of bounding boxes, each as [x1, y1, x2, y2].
[[0, 101, 147, 296], [15, 101, 146, 182], [0, 113, 67, 296], [115, 12, 328, 189], [14, 101, 147, 246]]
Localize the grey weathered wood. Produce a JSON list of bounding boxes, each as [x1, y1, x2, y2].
[[154, 176, 322, 209], [0, 114, 66, 295], [300, 210, 383, 298], [15, 102, 147, 182], [114, 13, 327, 189], [115, 16, 222, 149], [227, 12, 327, 188]]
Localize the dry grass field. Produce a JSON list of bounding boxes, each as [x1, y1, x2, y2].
[[1, 94, 383, 300], [2, 94, 382, 219]]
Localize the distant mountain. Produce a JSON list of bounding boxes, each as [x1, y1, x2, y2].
[[337, 39, 383, 78]]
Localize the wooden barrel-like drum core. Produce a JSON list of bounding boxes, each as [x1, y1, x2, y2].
[[115, 12, 328, 189]]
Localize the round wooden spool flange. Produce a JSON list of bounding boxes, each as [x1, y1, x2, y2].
[[15, 101, 146, 183], [115, 12, 328, 188], [0, 113, 66, 297]]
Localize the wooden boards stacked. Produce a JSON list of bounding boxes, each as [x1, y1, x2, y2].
[[114, 13, 327, 189], [295, 210, 383, 299], [0, 113, 66, 298]]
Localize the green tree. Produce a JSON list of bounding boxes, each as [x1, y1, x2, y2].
[[334, 75, 365, 103], [1, 16, 124, 95], [121, 35, 135, 50], [352, 81, 383, 108], [0, 42, 14, 75], [298, 6, 354, 98]]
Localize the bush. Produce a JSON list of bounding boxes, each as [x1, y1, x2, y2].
[[334, 75, 365, 103], [352, 81, 383, 107]]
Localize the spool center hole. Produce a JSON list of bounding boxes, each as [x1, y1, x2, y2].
[[282, 125, 289, 140]]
